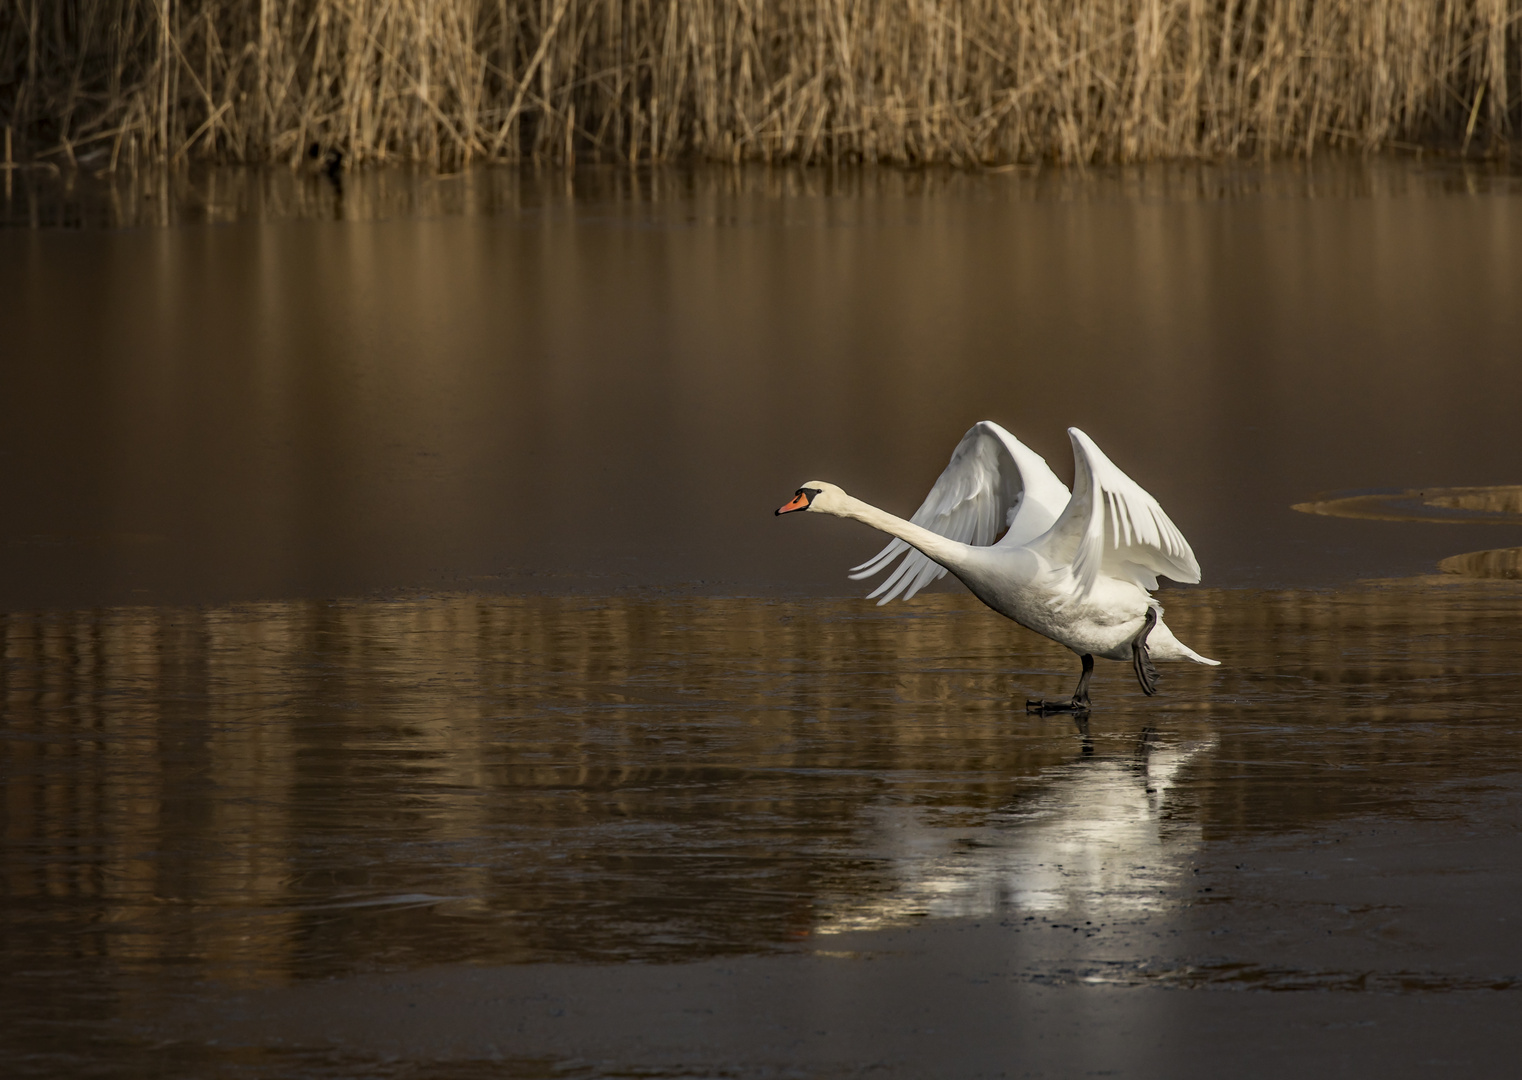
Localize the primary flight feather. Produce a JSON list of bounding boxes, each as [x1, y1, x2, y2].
[[777, 422, 1218, 713]]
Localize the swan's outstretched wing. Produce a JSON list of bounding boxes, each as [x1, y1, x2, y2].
[[849, 421, 1071, 604], [1034, 427, 1200, 603]]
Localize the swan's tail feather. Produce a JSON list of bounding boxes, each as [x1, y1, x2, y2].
[[1150, 613, 1221, 666]]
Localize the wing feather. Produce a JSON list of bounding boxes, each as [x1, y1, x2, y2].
[[1035, 428, 1201, 606], [849, 537, 910, 577], [849, 421, 1071, 604]]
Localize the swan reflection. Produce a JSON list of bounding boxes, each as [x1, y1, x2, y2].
[[820, 731, 1217, 933]]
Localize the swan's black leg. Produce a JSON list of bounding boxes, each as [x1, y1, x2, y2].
[[1132, 607, 1160, 697], [1072, 652, 1094, 708], [1025, 653, 1094, 717]]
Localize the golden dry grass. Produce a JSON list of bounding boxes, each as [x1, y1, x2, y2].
[[2, 0, 1518, 169]]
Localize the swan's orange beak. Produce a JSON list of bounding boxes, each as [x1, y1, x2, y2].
[[775, 490, 811, 515]]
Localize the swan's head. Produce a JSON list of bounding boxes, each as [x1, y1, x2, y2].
[[775, 481, 847, 516]]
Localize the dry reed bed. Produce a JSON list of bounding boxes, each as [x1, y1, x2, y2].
[[3, 0, 1519, 168]]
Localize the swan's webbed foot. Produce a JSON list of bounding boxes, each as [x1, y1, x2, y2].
[[1132, 607, 1160, 697], [1025, 654, 1094, 717], [1025, 696, 1091, 717]]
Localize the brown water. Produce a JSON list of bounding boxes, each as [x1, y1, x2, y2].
[[5, 160, 1522, 1078], [5, 160, 1522, 610], [7, 585, 1522, 1075]]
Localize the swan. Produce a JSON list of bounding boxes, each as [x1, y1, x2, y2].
[[776, 422, 1219, 713]]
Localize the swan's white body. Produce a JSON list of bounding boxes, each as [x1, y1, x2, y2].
[[779, 423, 1217, 696]]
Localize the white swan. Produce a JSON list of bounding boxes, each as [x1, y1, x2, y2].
[[776, 422, 1219, 712]]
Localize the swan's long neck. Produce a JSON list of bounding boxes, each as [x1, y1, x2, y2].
[[827, 492, 970, 571]]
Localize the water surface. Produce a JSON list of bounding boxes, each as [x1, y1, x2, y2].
[[4, 160, 1522, 610], [6, 584, 1522, 1075], [5, 159, 1522, 1077]]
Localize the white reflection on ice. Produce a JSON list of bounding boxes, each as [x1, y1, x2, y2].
[[820, 731, 1216, 933]]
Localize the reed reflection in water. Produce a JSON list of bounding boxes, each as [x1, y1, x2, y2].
[[8, 158, 1522, 231], [5, 582, 1521, 997], [7, 160, 1522, 614]]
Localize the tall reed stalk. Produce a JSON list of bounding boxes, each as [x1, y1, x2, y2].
[[3, 0, 1518, 168]]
